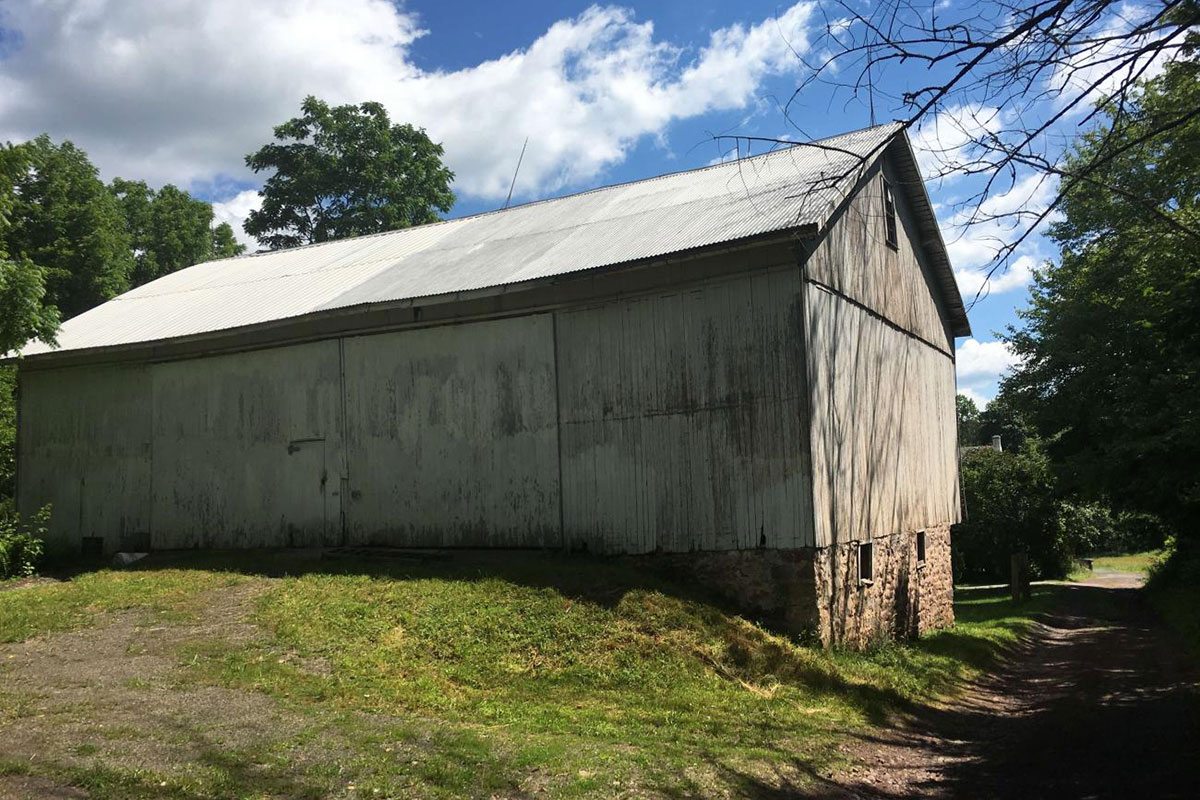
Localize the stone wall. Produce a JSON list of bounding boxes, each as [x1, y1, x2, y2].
[[813, 524, 954, 647], [622, 525, 954, 648], [624, 548, 820, 635]]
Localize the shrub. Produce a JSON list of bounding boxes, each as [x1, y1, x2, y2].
[[1145, 537, 1200, 660], [1056, 501, 1118, 556], [954, 446, 1067, 582], [0, 504, 49, 579]]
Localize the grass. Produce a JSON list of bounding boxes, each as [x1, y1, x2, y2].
[[1068, 549, 1165, 581], [0, 568, 246, 643], [0, 551, 1060, 798]]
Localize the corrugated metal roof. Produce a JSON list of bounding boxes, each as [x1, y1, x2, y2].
[[20, 122, 962, 358]]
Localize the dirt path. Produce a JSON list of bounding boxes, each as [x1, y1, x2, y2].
[[814, 572, 1200, 799]]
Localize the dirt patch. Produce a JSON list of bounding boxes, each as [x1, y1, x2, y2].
[[805, 572, 1200, 799], [0, 581, 313, 781], [0, 774, 90, 799], [0, 576, 61, 592]]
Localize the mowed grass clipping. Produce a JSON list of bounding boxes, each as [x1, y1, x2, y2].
[[0, 552, 1058, 798]]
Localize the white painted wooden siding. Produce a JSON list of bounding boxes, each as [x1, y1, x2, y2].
[[150, 340, 344, 549], [17, 364, 152, 551], [556, 268, 814, 554], [342, 315, 561, 547], [804, 283, 960, 547], [805, 165, 955, 353]]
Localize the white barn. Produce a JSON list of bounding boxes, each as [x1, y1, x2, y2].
[[13, 123, 970, 645]]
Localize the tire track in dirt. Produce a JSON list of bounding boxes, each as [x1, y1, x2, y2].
[[806, 573, 1200, 799]]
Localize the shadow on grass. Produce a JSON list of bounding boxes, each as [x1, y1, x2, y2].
[[689, 582, 1200, 799], [30, 550, 1184, 799]]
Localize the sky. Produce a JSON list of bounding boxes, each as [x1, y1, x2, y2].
[[0, 0, 1084, 405]]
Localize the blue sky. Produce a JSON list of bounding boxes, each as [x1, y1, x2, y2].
[[0, 0, 1081, 403]]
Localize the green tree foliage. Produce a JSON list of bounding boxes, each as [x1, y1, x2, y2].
[[110, 179, 245, 286], [211, 221, 244, 260], [955, 445, 1069, 581], [0, 143, 59, 353], [0, 504, 48, 579], [2, 136, 133, 320], [956, 394, 981, 447], [0, 366, 16, 502], [244, 96, 455, 250], [976, 391, 1032, 455], [1002, 61, 1200, 532]]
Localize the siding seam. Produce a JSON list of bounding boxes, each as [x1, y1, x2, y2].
[[805, 277, 954, 358], [551, 312, 566, 551]]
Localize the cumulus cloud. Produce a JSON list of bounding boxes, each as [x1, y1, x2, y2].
[[957, 385, 990, 410], [956, 338, 1021, 381], [954, 253, 1038, 300], [1049, 3, 1178, 112], [0, 0, 817, 214], [911, 103, 1003, 182], [937, 170, 1058, 299], [210, 190, 263, 250]]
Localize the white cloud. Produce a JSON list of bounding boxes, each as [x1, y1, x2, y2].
[[956, 338, 1021, 381], [937, 170, 1058, 299], [954, 253, 1037, 300], [911, 103, 1003, 182], [0, 0, 817, 216], [210, 190, 262, 250], [957, 386, 990, 410], [1049, 4, 1177, 112]]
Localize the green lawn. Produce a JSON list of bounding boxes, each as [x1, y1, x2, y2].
[[1069, 549, 1164, 581], [0, 552, 1058, 799]]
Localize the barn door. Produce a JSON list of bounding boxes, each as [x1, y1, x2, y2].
[[281, 437, 329, 547]]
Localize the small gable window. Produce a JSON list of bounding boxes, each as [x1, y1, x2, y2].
[[916, 529, 927, 565], [883, 178, 898, 249]]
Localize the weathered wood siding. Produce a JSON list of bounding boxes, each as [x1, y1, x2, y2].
[[342, 316, 560, 547], [805, 159, 955, 353], [149, 340, 344, 549], [17, 364, 152, 551], [803, 162, 960, 547], [16, 160, 961, 556], [556, 267, 813, 553]]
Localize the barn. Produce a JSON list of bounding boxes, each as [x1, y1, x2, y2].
[[12, 122, 970, 645]]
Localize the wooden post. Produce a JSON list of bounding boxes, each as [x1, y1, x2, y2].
[[1011, 552, 1031, 602]]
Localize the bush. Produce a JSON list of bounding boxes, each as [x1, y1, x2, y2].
[[954, 445, 1070, 582], [1056, 503, 1170, 557], [0, 504, 49, 579], [1145, 537, 1200, 660], [1056, 501, 1118, 556]]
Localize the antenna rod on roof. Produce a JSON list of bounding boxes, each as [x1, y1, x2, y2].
[[503, 137, 529, 210]]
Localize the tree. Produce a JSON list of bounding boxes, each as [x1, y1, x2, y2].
[[956, 445, 1069, 581], [211, 222, 243, 260], [244, 96, 455, 250], [0, 142, 59, 355], [2, 136, 132, 320], [111, 179, 245, 286], [1002, 60, 1200, 531], [956, 394, 981, 447], [977, 391, 1033, 455]]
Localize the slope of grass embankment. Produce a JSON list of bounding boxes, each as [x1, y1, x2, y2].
[[0, 550, 1053, 798]]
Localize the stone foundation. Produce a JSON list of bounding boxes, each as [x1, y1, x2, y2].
[[813, 524, 954, 647], [625, 548, 820, 634], [625, 525, 954, 649]]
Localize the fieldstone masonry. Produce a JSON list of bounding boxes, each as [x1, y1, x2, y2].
[[814, 524, 954, 647], [631, 525, 954, 648]]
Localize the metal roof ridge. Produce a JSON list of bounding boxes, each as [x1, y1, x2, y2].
[[225, 121, 905, 262]]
